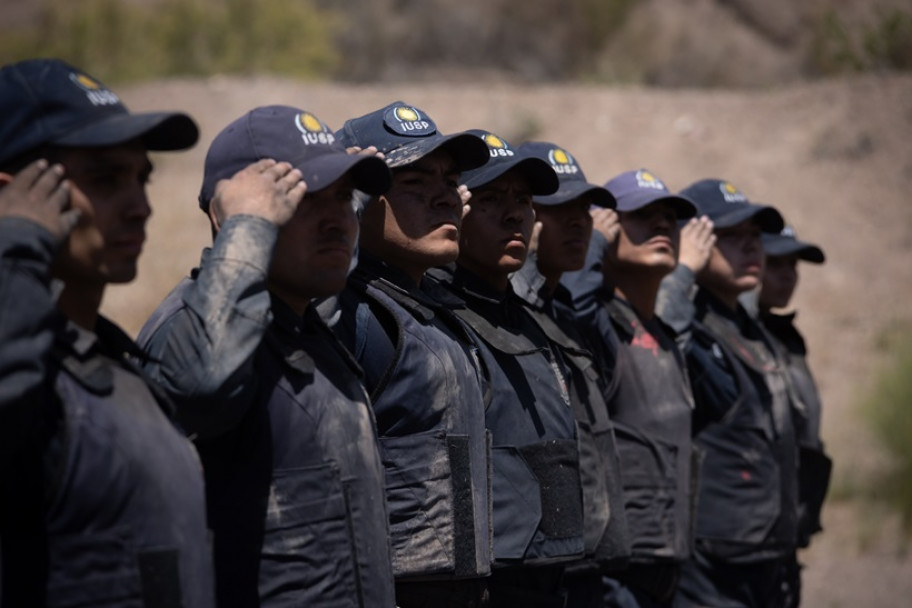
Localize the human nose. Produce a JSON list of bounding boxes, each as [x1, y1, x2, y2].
[[653, 212, 674, 232], [323, 199, 358, 232], [430, 180, 460, 209], [125, 187, 152, 221], [568, 209, 589, 228]]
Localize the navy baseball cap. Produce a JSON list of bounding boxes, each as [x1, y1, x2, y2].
[[336, 101, 488, 171], [605, 169, 696, 218], [199, 105, 392, 211], [679, 178, 784, 232], [762, 225, 825, 263], [0, 58, 198, 167], [460, 130, 558, 195], [518, 141, 615, 208]]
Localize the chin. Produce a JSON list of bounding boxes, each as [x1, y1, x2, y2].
[[107, 268, 139, 284], [500, 257, 525, 274], [735, 278, 760, 293], [423, 243, 460, 266]]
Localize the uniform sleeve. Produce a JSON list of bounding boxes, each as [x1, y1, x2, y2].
[[138, 215, 278, 439], [0, 217, 58, 459], [685, 332, 741, 433], [655, 264, 698, 352]]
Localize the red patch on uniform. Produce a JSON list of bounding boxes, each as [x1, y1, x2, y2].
[[630, 321, 659, 357], [740, 470, 752, 481]]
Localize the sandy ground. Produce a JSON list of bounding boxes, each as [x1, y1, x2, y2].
[[103, 74, 912, 607]]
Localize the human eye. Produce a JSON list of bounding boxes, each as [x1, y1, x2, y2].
[[396, 171, 425, 187], [87, 169, 126, 190], [444, 172, 460, 189]]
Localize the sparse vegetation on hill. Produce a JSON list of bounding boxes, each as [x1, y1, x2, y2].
[[0, 0, 339, 82], [863, 325, 912, 537], [1, 0, 911, 86]]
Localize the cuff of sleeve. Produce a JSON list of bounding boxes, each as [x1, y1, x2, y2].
[[211, 214, 279, 275], [0, 216, 58, 268], [670, 264, 696, 290]]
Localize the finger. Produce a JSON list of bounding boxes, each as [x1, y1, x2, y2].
[[528, 220, 543, 254], [210, 182, 229, 227], [264, 160, 295, 180], [458, 184, 472, 206], [288, 179, 307, 201], [697, 219, 715, 242], [250, 158, 278, 173], [32, 163, 67, 205], [277, 168, 303, 191], [15, 158, 50, 188]]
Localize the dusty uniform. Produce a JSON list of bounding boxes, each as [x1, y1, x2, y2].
[[0, 218, 215, 607], [659, 268, 800, 608], [562, 248, 697, 608], [430, 264, 586, 608], [138, 217, 394, 608], [324, 252, 492, 608], [512, 258, 631, 608], [760, 311, 831, 548]]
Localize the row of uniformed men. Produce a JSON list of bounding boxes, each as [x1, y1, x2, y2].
[[0, 58, 829, 608]]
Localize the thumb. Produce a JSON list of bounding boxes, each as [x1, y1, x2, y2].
[[58, 208, 82, 237]]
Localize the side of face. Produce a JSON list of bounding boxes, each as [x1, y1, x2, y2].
[[458, 170, 535, 287], [759, 253, 799, 310], [534, 197, 593, 278], [51, 142, 153, 286], [700, 218, 765, 296], [610, 200, 680, 276], [358, 148, 462, 276], [269, 175, 359, 301]]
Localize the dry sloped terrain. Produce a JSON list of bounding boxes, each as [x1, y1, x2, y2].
[[103, 74, 912, 607]]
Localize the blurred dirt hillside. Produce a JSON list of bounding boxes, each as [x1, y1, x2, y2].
[[3, 1, 912, 607]]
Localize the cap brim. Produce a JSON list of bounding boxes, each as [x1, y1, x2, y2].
[[713, 203, 784, 232], [616, 189, 697, 218], [298, 152, 391, 195], [54, 111, 199, 151], [762, 234, 825, 263], [463, 156, 559, 195], [384, 132, 489, 172], [535, 180, 617, 208]]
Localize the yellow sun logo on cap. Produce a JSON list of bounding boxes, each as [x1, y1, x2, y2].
[[484, 134, 506, 149], [552, 149, 570, 164], [299, 112, 324, 133], [723, 182, 740, 195], [395, 107, 420, 122], [74, 74, 100, 90], [640, 171, 657, 183]]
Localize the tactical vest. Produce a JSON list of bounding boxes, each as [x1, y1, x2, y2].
[[521, 301, 631, 569], [348, 276, 493, 580], [143, 286, 396, 608], [451, 302, 585, 566], [692, 308, 799, 562], [43, 322, 214, 608], [604, 299, 697, 565], [761, 314, 831, 547]]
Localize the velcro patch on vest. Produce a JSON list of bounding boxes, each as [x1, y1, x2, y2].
[[519, 439, 583, 539], [138, 549, 182, 608]]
